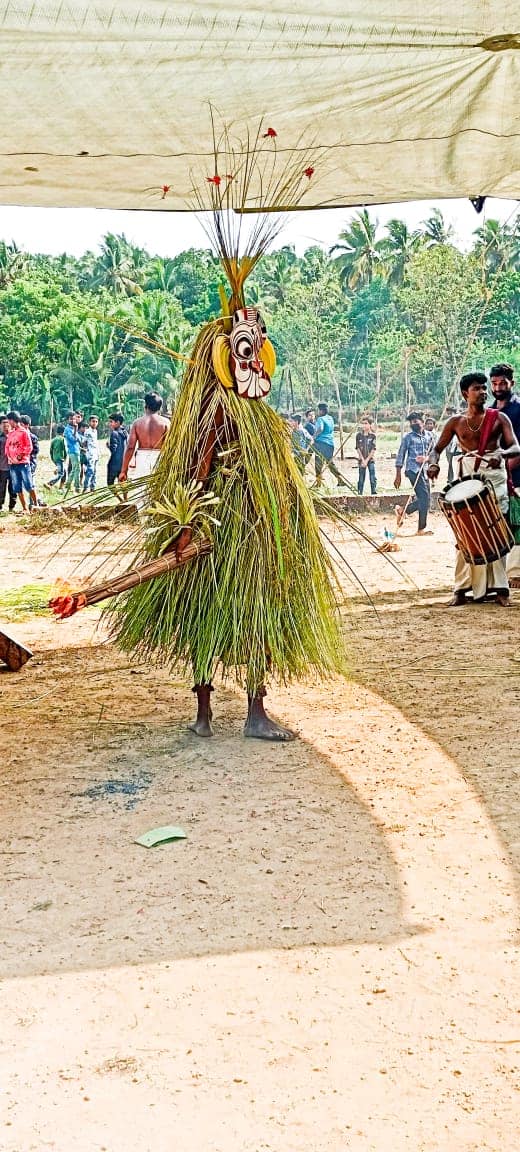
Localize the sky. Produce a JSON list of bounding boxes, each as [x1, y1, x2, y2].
[[0, 198, 518, 260]]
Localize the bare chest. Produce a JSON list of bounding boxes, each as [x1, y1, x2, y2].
[[455, 415, 500, 454]]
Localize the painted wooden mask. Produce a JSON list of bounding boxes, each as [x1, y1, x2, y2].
[[212, 307, 276, 399]]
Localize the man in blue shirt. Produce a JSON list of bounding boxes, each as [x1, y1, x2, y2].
[[63, 412, 81, 495], [394, 411, 434, 534], [310, 402, 347, 487]]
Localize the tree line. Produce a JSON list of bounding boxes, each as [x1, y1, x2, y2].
[[0, 206, 518, 426]]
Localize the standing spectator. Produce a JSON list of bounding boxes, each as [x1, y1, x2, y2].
[[489, 364, 520, 589], [107, 412, 128, 485], [83, 414, 99, 492], [309, 402, 347, 487], [424, 416, 436, 436], [394, 411, 434, 535], [288, 413, 311, 473], [77, 420, 88, 487], [303, 408, 316, 437], [20, 415, 39, 477], [20, 415, 40, 504], [0, 415, 16, 511], [5, 411, 38, 512], [489, 364, 520, 489], [119, 392, 169, 484], [444, 406, 459, 484], [63, 411, 81, 495], [356, 416, 377, 495], [46, 423, 67, 488]]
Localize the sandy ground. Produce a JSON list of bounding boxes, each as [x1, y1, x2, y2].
[[0, 511, 519, 1151]]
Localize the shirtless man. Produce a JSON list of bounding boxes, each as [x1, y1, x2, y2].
[[427, 372, 519, 606], [119, 392, 170, 485]]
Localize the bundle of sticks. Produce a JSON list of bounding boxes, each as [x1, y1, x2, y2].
[[49, 537, 213, 619]]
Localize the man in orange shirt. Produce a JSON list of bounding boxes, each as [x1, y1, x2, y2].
[[5, 411, 38, 512]]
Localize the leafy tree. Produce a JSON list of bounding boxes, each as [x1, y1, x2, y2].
[[168, 249, 224, 326], [269, 257, 349, 404], [398, 245, 484, 402], [0, 241, 27, 288]]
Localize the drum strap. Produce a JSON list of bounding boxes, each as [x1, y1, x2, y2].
[[474, 409, 500, 472]]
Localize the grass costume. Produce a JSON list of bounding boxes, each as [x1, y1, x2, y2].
[[52, 123, 347, 739]]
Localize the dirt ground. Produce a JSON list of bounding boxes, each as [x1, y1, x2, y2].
[[1, 510, 519, 1151]]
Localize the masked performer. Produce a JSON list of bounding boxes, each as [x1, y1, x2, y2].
[[427, 372, 519, 606], [107, 142, 345, 739]]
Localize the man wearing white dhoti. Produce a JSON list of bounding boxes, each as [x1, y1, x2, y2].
[[119, 392, 170, 504], [427, 372, 520, 607]]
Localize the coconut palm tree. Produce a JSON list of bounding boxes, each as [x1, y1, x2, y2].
[[380, 218, 423, 285], [472, 217, 519, 275], [144, 256, 178, 292], [260, 247, 300, 306], [89, 233, 143, 296], [420, 207, 454, 246], [329, 209, 384, 288]]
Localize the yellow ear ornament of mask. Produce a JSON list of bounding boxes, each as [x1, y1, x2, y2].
[[259, 339, 276, 377], [212, 334, 234, 389]]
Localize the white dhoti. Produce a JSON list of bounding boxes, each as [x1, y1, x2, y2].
[[132, 448, 161, 480], [453, 459, 510, 599], [129, 449, 161, 508], [507, 491, 520, 588]]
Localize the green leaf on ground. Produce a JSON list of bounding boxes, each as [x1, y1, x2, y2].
[[134, 825, 187, 849]]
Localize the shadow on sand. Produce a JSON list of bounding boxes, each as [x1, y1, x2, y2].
[[0, 643, 414, 979]]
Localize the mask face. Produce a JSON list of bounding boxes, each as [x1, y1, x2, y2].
[[411, 422, 422, 433], [230, 308, 271, 399]]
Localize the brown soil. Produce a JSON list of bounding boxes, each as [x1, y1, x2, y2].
[[1, 512, 519, 1151]]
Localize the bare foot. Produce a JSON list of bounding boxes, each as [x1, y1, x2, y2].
[[188, 716, 214, 737], [495, 594, 511, 607], [189, 685, 214, 736], [244, 713, 296, 742], [416, 529, 433, 536]]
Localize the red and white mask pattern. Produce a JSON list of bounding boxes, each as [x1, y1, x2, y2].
[[229, 308, 271, 399]]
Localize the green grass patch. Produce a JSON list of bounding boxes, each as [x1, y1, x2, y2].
[[0, 583, 53, 621]]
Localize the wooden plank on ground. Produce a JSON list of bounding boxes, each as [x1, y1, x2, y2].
[[0, 628, 33, 671]]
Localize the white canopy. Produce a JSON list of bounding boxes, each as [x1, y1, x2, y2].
[[1, 2, 519, 210]]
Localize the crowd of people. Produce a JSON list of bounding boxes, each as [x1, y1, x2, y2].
[[0, 391, 169, 513], [280, 363, 520, 607]]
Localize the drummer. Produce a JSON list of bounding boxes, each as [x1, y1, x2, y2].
[[427, 372, 519, 606]]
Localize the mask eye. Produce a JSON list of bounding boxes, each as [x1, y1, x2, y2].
[[236, 336, 253, 359]]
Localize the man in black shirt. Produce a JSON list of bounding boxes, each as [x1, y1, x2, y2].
[[490, 364, 520, 489], [355, 417, 377, 495], [490, 364, 520, 587], [0, 415, 16, 511], [107, 412, 128, 485]]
